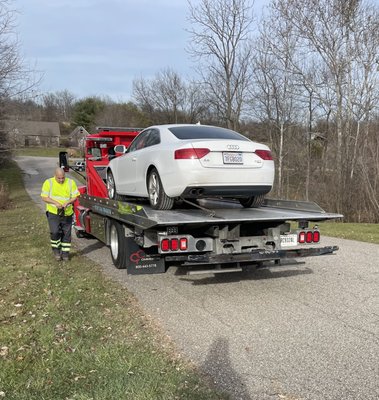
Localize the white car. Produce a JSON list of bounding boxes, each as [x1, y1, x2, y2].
[[74, 160, 85, 172], [106, 124, 275, 210]]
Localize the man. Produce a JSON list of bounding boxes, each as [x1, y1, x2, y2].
[[41, 167, 80, 261]]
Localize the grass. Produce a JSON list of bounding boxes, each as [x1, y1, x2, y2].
[[0, 161, 227, 400], [14, 147, 84, 159], [13, 147, 66, 158], [318, 221, 379, 244]]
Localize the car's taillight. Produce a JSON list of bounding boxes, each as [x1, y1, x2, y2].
[[174, 148, 210, 159], [255, 150, 273, 160], [313, 231, 320, 243]]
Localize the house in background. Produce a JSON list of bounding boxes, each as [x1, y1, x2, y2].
[[69, 126, 89, 148], [3, 120, 61, 147]]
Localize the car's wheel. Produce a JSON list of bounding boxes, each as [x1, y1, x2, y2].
[[239, 194, 265, 208], [109, 221, 128, 269], [147, 168, 174, 210], [107, 170, 117, 200]]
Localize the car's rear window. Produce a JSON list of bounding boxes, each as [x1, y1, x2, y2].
[[168, 126, 249, 141]]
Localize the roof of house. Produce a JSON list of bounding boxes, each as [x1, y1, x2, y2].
[[1, 120, 61, 137]]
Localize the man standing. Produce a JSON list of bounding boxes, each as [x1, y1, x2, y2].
[[41, 167, 80, 261]]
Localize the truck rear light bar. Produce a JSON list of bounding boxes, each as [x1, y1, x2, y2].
[[159, 235, 212, 253], [161, 237, 188, 252], [298, 230, 320, 244]]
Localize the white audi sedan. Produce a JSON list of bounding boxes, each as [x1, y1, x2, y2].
[[106, 124, 275, 210]]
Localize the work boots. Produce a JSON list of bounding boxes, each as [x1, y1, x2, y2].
[[61, 252, 69, 262], [53, 249, 62, 261]]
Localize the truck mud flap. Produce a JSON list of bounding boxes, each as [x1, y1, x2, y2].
[[126, 240, 166, 275], [165, 245, 339, 266]]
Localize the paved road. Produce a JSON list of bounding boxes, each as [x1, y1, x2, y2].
[[16, 156, 379, 400]]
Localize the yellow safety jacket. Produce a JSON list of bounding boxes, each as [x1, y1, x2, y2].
[[41, 177, 80, 216]]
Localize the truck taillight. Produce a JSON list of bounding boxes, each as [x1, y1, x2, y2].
[[180, 238, 188, 250], [171, 238, 179, 251], [298, 230, 320, 244], [161, 239, 170, 252], [160, 237, 188, 252]]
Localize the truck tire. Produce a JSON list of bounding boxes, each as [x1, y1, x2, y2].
[[109, 220, 128, 269], [239, 194, 265, 208], [147, 168, 174, 210]]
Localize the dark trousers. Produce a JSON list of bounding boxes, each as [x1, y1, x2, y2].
[[46, 211, 73, 255]]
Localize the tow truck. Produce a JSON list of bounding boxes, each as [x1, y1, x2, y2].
[[59, 126, 342, 275]]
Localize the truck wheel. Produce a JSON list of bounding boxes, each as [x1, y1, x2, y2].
[[75, 229, 86, 238], [239, 194, 265, 208], [147, 168, 174, 210], [109, 221, 128, 269], [107, 170, 117, 200]]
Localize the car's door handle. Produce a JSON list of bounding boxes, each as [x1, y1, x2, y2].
[[132, 157, 137, 161]]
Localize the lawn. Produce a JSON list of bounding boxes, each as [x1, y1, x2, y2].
[[13, 147, 67, 158], [0, 161, 227, 400], [318, 221, 379, 244]]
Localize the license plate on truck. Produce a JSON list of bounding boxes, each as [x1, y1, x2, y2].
[[223, 152, 243, 164], [280, 234, 298, 247]]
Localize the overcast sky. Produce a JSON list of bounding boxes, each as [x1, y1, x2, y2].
[[16, 0, 267, 102]]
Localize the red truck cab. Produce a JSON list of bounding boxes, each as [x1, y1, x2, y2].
[[82, 126, 142, 198]]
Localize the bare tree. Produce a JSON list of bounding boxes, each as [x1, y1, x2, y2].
[[250, 12, 300, 197], [187, 0, 254, 129], [133, 68, 207, 124], [42, 90, 76, 122], [259, 0, 379, 219], [0, 0, 41, 163], [133, 68, 187, 123], [0, 1, 40, 101]]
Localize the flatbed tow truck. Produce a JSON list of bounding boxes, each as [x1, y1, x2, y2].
[[60, 127, 342, 275]]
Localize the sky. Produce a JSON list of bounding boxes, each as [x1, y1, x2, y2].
[[16, 0, 267, 102]]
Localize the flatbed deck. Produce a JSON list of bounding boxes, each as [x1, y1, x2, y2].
[[79, 194, 343, 229]]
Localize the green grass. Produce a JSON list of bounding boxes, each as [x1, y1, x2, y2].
[[318, 221, 379, 244], [0, 161, 227, 400], [13, 147, 66, 157]]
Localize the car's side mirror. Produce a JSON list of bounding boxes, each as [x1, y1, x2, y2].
[[114, 145, 127, 154], [59, 151, 69, 172]]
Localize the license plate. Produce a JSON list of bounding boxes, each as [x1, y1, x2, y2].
[[280, 234, 298, 248], [223, 152, 243, 164]]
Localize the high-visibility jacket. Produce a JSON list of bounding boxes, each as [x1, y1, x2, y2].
[[41, 177, 80, 216]]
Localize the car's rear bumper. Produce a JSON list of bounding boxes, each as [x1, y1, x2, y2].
[[181, 185, 272, 198]]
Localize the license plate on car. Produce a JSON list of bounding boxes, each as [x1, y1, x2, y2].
[[223, 152, 243, 164], [280, 234, 298, 248]]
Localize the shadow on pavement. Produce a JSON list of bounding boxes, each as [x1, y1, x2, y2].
[[198, 337, 253, 400], [77, 240, 105, 256], [177, 265, 313, 285]]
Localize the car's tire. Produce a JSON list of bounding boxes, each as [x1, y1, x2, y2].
[[107, 170, 118, 200], [239, 194, 265, 208], [109, 221, 128, 269], [147, 168, 174, 210]]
